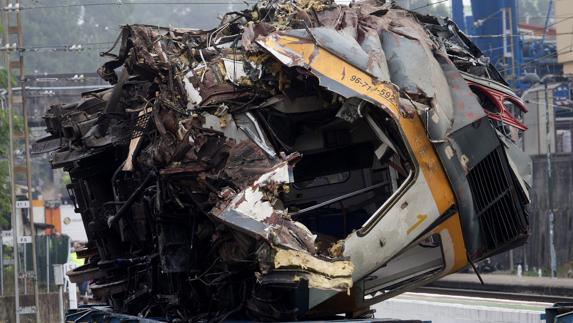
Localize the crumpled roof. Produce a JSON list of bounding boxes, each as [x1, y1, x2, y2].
[[97, 0, 492, 134]]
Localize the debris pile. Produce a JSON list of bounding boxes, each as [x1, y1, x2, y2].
[[36, 0, 531, 321]]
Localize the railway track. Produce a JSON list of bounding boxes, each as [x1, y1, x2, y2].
[[415, 285, 571, 303]]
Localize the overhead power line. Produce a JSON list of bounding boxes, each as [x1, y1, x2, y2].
[[0, 42, 115, 53], [545, 15, 573, 29], [13, 85, 112, 91], [1, 1, 256, 11], [498, 44, 573, 73], [467, 31, 573, 38], [411, 0, 449, 11]]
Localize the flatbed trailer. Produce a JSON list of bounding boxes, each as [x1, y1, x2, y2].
[[65, 306, 430, 323], [65, 300, 573, 323]]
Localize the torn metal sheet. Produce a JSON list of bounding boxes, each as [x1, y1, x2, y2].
[[35, 0, 532, 321], [256, 33, 400, 119]]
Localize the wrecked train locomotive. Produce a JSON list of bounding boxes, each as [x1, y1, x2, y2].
[[35, 0, 532, 321]]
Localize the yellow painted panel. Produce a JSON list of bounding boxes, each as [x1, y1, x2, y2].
[[260, 35, 399, 116], [399, 115, 455, 213], [433, 213, 468, 272]]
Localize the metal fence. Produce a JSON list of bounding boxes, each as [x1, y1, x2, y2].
[[1, 234, 69, 296]]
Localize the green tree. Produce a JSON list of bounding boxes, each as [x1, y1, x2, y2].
[[21, 0, 244, 74], [23, 0, 132, 74], [0, 106, 23, 230], [0, 14, 19, 230]]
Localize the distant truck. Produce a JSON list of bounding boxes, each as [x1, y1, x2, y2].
[[36, 201, 88, 242]]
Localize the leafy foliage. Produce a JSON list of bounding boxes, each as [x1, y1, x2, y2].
[[22, 0, 245, 74], [0, 108, 23, 230]]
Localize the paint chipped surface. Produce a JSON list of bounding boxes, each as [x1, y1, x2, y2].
[[273, 248, 353, 290]]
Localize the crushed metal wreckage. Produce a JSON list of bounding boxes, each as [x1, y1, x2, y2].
[[35, 0, 532, 321]]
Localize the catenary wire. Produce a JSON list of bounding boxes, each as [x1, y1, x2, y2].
[[1, 1, 257, 11]]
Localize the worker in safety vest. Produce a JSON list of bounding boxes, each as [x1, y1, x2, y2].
[[68, 242, 88, 300], [69, 247, 84, 268]]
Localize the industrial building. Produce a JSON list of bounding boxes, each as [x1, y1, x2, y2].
[[556, 0, 573, 75]]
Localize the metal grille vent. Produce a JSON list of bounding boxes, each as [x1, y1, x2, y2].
[[119, 112, 152, 144], [467, 147, 529, 251]]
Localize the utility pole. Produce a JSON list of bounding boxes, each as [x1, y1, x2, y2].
[[2, 0, 40, 321], [501, 7, 516, 86], [3, 8, 20, 322], [544, 81, 557, 279]]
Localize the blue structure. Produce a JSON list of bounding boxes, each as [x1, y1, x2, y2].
[[451, 0, 562, 92], [471, 0, 523, 85], [451, 0, 465, 32]]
